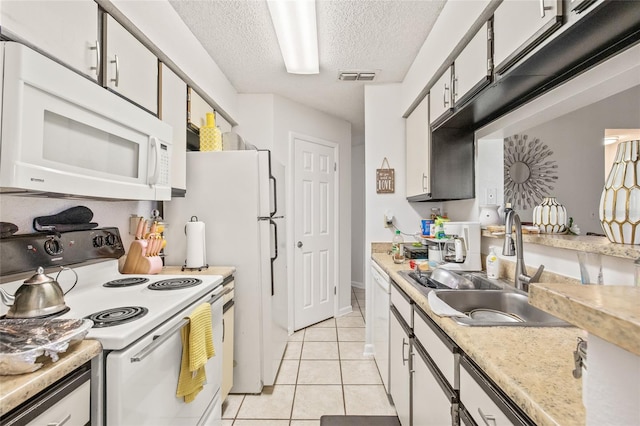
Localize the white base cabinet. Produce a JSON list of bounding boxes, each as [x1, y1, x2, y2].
[[460, 356, 533, 426], [389, 302, 412, 426]]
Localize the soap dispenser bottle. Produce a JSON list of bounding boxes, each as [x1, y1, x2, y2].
[[486, 247, 500, 279]]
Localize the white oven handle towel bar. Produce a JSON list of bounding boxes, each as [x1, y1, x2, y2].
[[131, 286, 230, 363]]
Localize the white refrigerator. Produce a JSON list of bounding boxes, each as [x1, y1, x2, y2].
[[164, 150, 288, 393]]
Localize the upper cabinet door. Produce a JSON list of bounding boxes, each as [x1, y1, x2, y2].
[[429, 66, 453, 126], [0, 0, 99, 80], [160, 64, 187, 191], [105, 15, 158, 114], [187, 87, 214, 131], [493, 0, 562, 74], [453, 22, 491, 107], [406, 95, 430, 198]]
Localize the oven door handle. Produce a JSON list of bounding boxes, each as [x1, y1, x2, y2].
[[130, 286, 231, 363]]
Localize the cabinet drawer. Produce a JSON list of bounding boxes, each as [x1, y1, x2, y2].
[[414, 307, 456, 389], [27, 380, 90, 426], [390, 281, 412, 327], [460, 357, 533, 426]]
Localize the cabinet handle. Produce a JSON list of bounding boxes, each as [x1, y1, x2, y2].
[[110, 54, 120, 87], [401, 338, 409, 366], [47, 413, 71, 426], [539, 0, 552, 17], [478, 408, 497, 426], [409, 352, 415, 374], [89, 40, 100, 77], [422, 173, 428, 192], [453, 77, 459, 102], [443, 84, 450, 107]]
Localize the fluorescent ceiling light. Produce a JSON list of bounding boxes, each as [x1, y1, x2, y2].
[[267, 0, 319, 74]]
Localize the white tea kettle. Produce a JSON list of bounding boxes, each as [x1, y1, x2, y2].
[[0, 267, 77, 318]]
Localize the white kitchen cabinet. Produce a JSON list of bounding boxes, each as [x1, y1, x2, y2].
[[222, 279, 235, 401], [429, 66, 453, 126], [405, 95, 430, 199], [0, 0, 99, 80], [188, 87, 215, 131], [453, 21, 492, 107], [160, 63, 187, 191], [493, 0, 563, 74], [460, 357, 518, 426], [105, 14, 158, 114], [26, 380, 90, 426], [412, 342, 456, 426], [389, 305, 411, 426], [412, 305, 458, 426]]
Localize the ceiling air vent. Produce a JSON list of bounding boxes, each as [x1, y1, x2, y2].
[[338, 71, 376, 81]]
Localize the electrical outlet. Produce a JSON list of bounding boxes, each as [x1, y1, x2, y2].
[[384, 214, 391, 228], [486, 188, 497, 204]]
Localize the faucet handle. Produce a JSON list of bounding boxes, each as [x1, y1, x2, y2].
[[530, 264, 545, 283]]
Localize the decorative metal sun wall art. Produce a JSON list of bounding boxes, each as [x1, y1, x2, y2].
[[504, 134, 558, 210]]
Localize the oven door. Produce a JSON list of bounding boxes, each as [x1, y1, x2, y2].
[[105, 287, 225, 426]]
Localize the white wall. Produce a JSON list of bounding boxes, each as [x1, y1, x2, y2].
[[236, 94, 353, 323], [351, 143, 366, 288]]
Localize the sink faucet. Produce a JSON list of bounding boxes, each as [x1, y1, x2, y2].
[[502, 209, 544, 292]]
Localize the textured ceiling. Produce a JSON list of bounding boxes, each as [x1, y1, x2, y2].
[[169, 0, 446, 144]]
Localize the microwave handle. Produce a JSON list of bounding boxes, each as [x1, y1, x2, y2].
[[148, 136, 161, 185]]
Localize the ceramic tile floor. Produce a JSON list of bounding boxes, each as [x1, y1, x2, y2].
[[222, 287, 396, 426]]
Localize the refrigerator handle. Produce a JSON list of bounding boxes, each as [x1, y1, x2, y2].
[[270, 174, 277, 218], [269, 218, 278, 296]]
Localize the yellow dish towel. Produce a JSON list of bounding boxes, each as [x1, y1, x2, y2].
[[176, 303, 215, 403]]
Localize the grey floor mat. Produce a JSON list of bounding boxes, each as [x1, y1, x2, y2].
[[320, 415, 401, 426]]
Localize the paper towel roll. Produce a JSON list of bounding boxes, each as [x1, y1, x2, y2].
[[185, 218, 206, 268]]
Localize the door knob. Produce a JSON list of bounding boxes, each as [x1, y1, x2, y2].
[[297, 241, 303, 248]]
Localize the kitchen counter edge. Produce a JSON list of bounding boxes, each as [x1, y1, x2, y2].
[[529, 282, 640, 355], [372, 253, 585, 426], [161, 265, 236, 279], [0, 339, 102, 416]]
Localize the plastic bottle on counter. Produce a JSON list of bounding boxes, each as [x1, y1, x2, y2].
[[486, 247, 500, 279], [391, 230, 405, 264]]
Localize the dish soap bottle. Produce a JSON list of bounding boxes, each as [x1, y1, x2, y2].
[[486, 247, 500, 279], [199, 112, 222, 151], [391, 230, 405, 264]]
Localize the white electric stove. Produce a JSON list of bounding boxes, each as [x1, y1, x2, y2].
[[0, 228, 225, 426]]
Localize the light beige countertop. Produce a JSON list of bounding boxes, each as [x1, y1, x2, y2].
[[529, 282, 640, 356], [482, 230, 640, 260], [0, 339, 102, 416], [372, 253, 585, 426], [161, 265, 236, 279]]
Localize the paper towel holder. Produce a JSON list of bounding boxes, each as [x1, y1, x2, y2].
[[181, 216, 209, 272]]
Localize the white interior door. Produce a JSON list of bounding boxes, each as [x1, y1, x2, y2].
[[293, 136, 336, 330]]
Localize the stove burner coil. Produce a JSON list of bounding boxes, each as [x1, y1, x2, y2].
[[147, 278, 202, 291], [86, 306, 148, 328], [103, 277, 150, 287]]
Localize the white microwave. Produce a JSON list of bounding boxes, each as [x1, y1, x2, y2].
[[0, 42, 172, 200]]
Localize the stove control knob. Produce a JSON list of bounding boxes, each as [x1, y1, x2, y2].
[[105, 233, 119, 246], [44, 239, 63, 256], [93, 236, 104, 248]]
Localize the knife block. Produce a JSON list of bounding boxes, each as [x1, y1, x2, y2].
[[121, 240, 162, 274]]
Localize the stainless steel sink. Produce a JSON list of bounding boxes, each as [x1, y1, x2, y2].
[[397, 270, 503, 296], [432, 290, 570, 327]]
